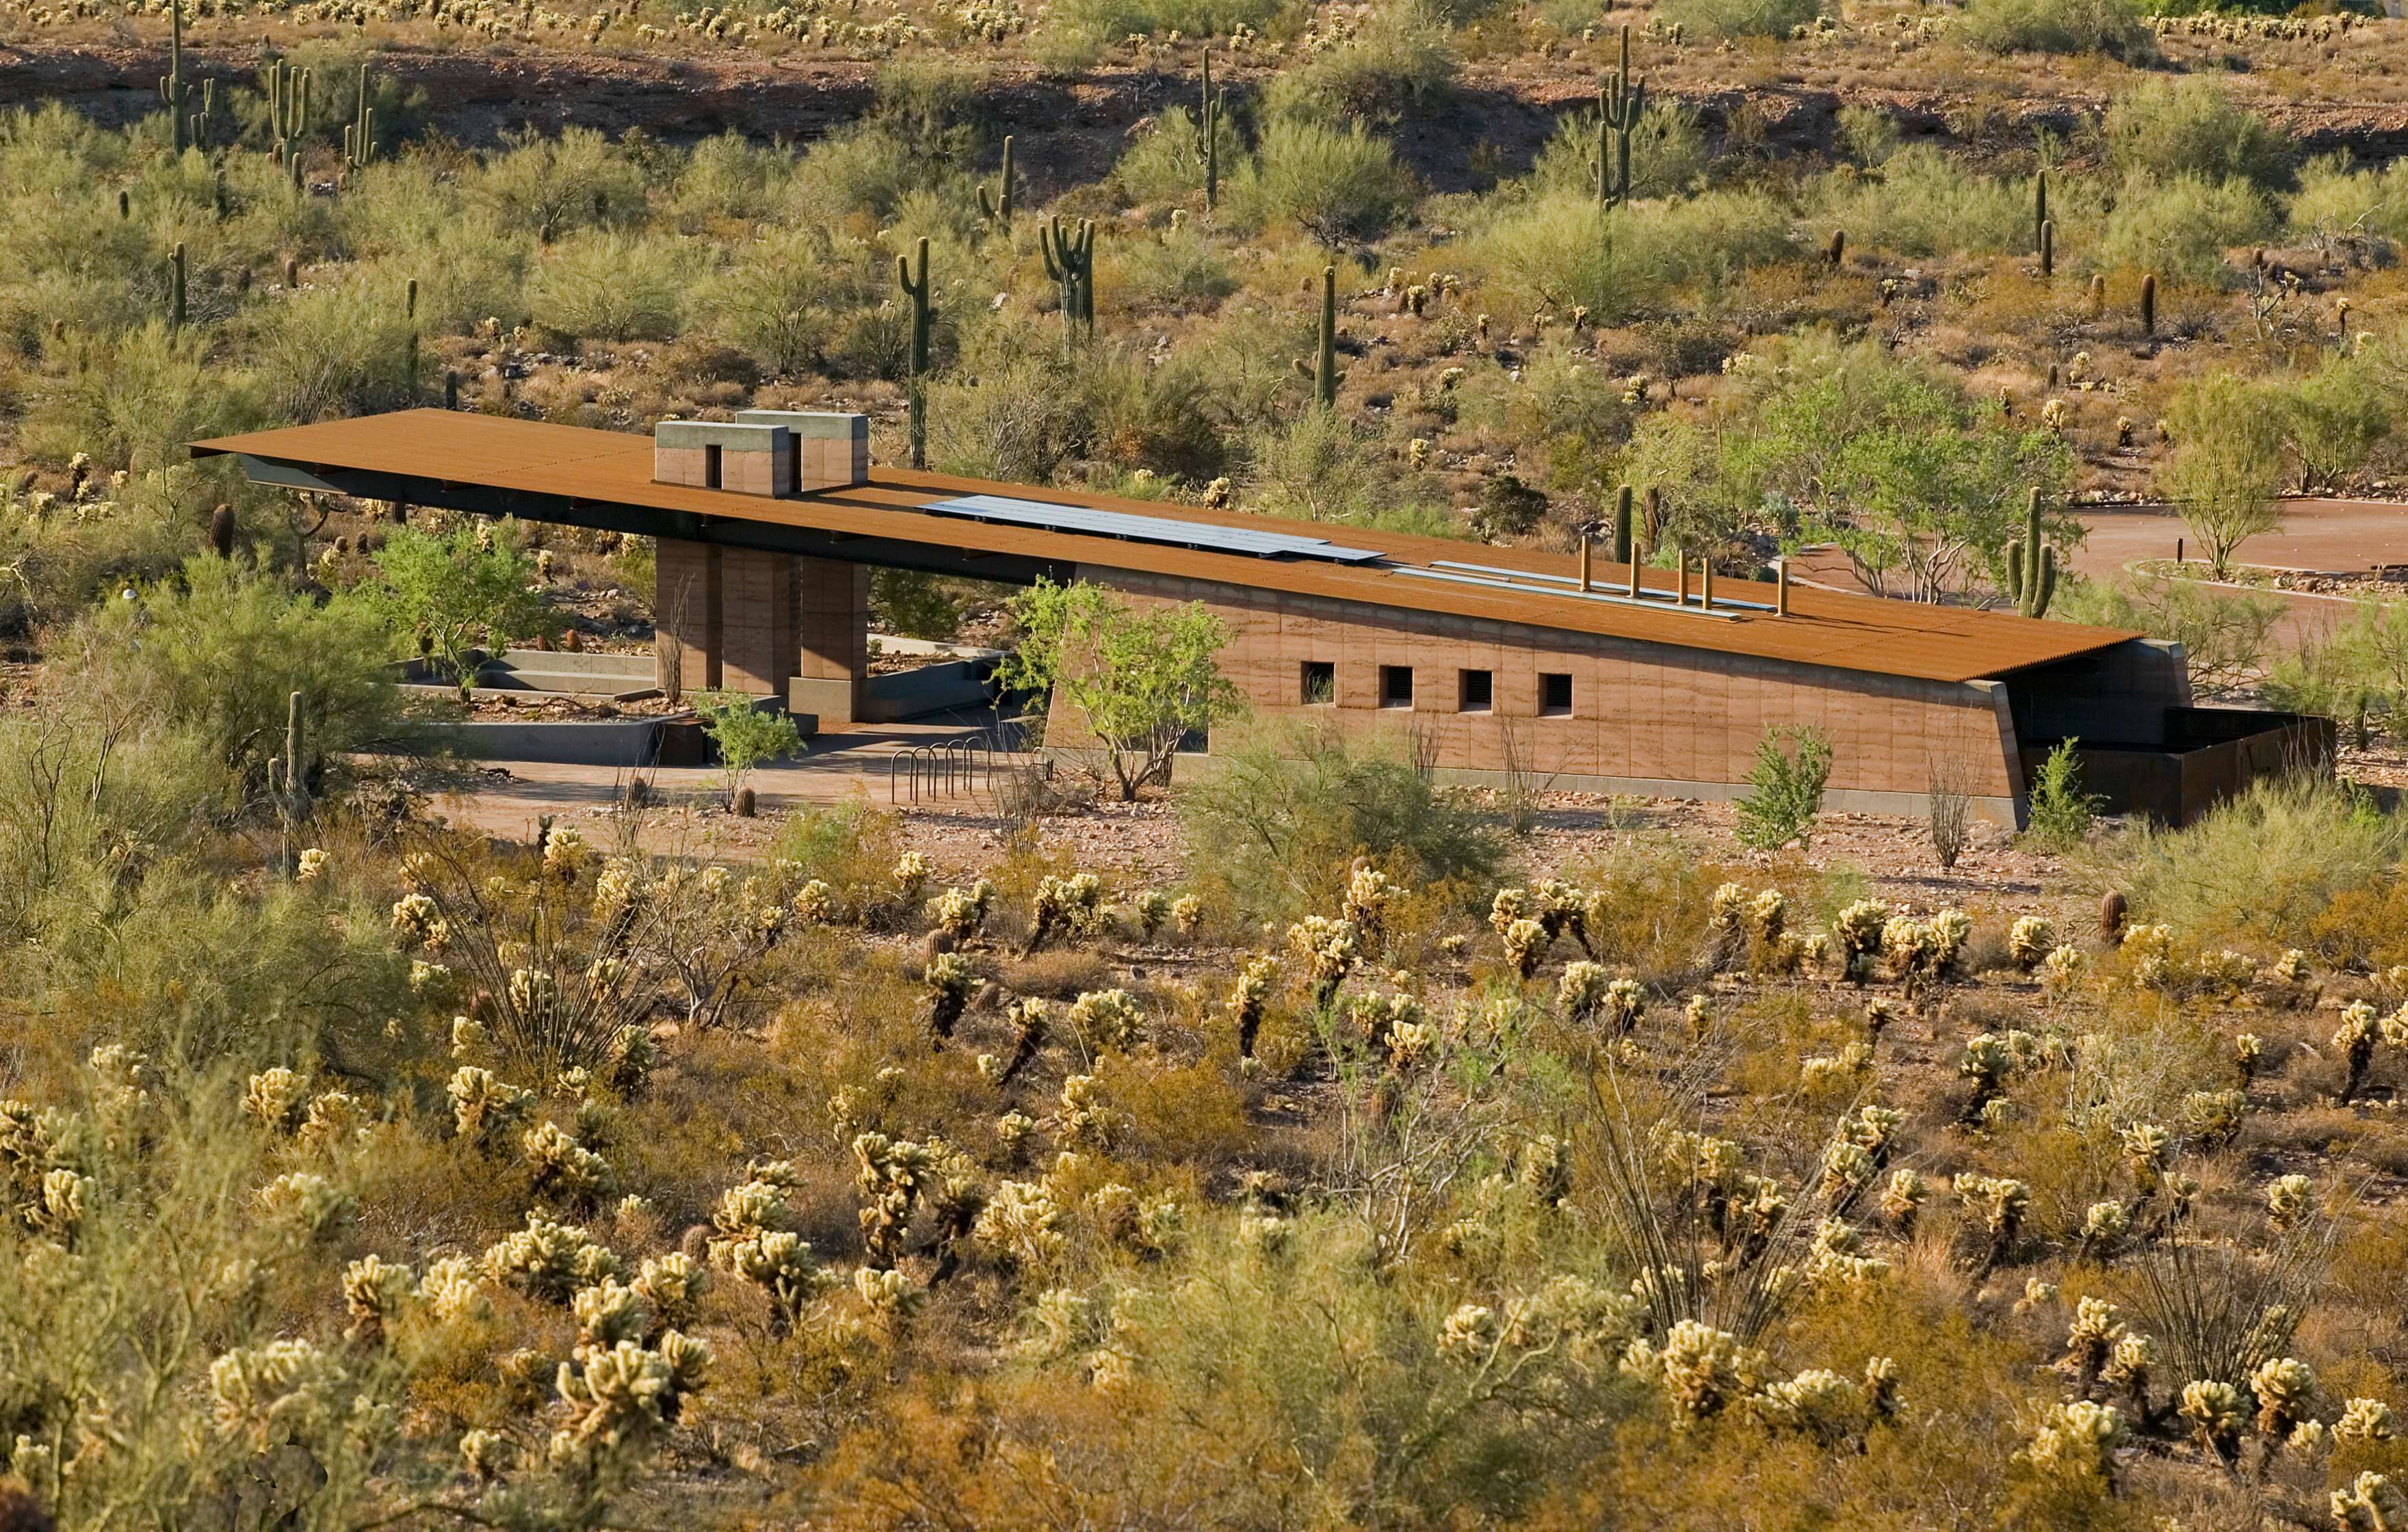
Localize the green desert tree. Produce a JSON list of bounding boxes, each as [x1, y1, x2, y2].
[[2159, 375, 2286, 580], [996, 577, 1245, 800], [365, 520, 553, 691]]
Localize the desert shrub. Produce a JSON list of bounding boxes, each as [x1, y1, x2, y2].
[[784, 122, 934, 224], [694, 691, 804, 806], [696, 226, 861, 376], [2052, 572, 2282, 698], [2281, 351, 2394, 494], [1656, 0, 1820, 37], [0, 466, 236, 636], [2093, 774, 2403, 948], [526, 231, 688, 342], [1103, 222, 1238, 313], [1243, 406, 1448, 529], [337, 163, 534, 333], [23, 321, 265, 471], [670, 132, 784, 227], [871, 568, 965, 641], [472, 125, 649, 242], [2158, 373, 2288, 577], [364, 520, 553, 685], [1461, 189, 1794, 324], [1177, 721, 1504, 920], [250, 282, 425, 423], [75, 557, 405, 788], [2286, 153, 2408, 246], [928, 323, 1094, 484], [1264, 1, 1456, 124], [1532, 99, 1710, 202], [1039, 0, 1285, 42], [1959, 0, 2154, 58], [1112, 105, 1245, 209], [2104, 79, 2292, 191], [1733, 726, 1832, 852], [1807, 146, 2030, 256], [2091, 173, 2276, 285], [1225, 117, 1415, 244], [2021, 739, 2100, 851]]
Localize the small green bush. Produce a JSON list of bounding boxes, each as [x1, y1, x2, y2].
[[1177, 721, 1504, 920], [1041, 0, 1286, 42], [2091, 172, 2276, 285], [1263, 1, 1456, 124], [472, 125, 649, 242], [1112, 105, 1244, 209], [2022, 739, 2099, 851], [1807, 146, 2030, 256], [526, 230, 688, 342], [1959, 0, 2154, 60], [2094, 774, 2403, 946], [250, 282, 424, 424], [1106, 222, 1239, 313], [1531, 99, 1710, 203], [1732, 725, 1832, 851], [696, 690, 804, 806], [1225, 117, 1415, 245], [2104, 79, 2292, 190]]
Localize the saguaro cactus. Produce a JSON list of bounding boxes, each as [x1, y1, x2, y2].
[[1611, 483, 1636, 563], [2039, 218, 2055, 279], [1038, 215, 1095, 340], [267, 58, 312, 183], [166, 241, 186, 328], [159, 0, 188, 153], [268, 690, 311, 875], [2139, 272, 2158, 336], [1827, 226, 1846, 265], [895, 236, 934, 469], [1294, 264, 1344, 408], [2033, 170, 2047, 254], [1591, 25, 1644, 207], [1200, 47, 1226, 212], [342, 60, 378, 171], [2006, 486, 2058, 618], [977, 134, 1015, 228]]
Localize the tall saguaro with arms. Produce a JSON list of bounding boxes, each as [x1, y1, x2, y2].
[[649, 412, 872, 723]]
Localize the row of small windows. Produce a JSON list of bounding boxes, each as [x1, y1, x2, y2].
[[1299, 661, 1573, 716]]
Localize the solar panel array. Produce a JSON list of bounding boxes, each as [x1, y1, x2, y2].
[[924, 493, 1388, 564]]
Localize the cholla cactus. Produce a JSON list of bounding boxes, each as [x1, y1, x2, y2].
[[2253, 1356, 2318, 1444], [2334, 1472, 2404, 1532], [2336, 1001, 2381, 1105], [852, 1133, 937, 1267], [1958, 1033, 2018, 1120], [209, 1338, 339, 1442], [2234, 1030, 2263, 1084], [2060, 1296, 2126, 1387], [1348, 990, 1424, 1062], [1066, 988, 1147, 1052], [244, 1067, 309, 1134], [1129, 889, 1172, 940], [2268, 1173, 2316, 1232], [2180, 1378, 2247, 1463], [553, 1332, 709, 1464], [1054, 1074, 1121, 1150], [2101, 1332, 2156, 1410], [891, 851, 930, 903], [571, 1278, 653, 1347], [1026, 872, 1105, 953], [2008, 915, 2055, 969], [487, 1213, 623, 1306], [1833, 899, 1887, 981], [2120, 1120, 2171, 1196], [1501, 917, 1549, 980], [2180, 1089, 2247, 1149], [2041, 943, 2087, 996], [2338, 1397, 2398, 1442], [541, 823, 589, 880], [2272, 947, 2314, 990], [1343, 863, 1398, 947], [1438, 1301, 1502, 1362], [1490, 886, 1532, 940], [391, 892, 449, 949], [923, 951, 976, 1039], [1601, 977, 1646, 1035], [2076, 1200, 2130, 1263], [2024, 1399, 2126, 1490], [1226, 955, 1278, 1058], [928, 880, 997, 941], [419, 1256, 490, 1323], [1634, 1320, 1766, 1427], [525, 1120, 616, 1211], [258, 1171, 355, 1240], [1756, 1367, 1868, 1445], [448, 1066, 535, 1150], [974, 1177, 1066, 1269], [1557, 961, 1610, 1025], [1170, 893, 1204, 936], [1956, 1174, 2028, 1272], [1287, 916, 1362, 1007], [342, 1254, 414, 1345], [633, 1252, 709, 1330], [854, 1262, 923, 1323], [724, 1230, 829, 1331], [1880, 1167, 1927, 1233], [793, 878, 838, 923]]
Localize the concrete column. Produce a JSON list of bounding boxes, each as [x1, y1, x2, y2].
[[720, 547, 801, 699], [791, 555, 869, 725], [653, 537, 721, 700]]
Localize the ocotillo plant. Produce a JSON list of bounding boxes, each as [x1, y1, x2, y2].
[[2139, 272, 2158, 336], [2006, 487, 2058, 618], [1199, 47, 1225, 212], [895, 236, 934, 469], [1591, 25, 1643, 207], [342, 60, 378, 170], [1038, 215, 1095, 341], [1294, 265, 1344, 408], [159, 0, 188, 153], [166, 241, 186, 328], [977, 135, 1015, 227]]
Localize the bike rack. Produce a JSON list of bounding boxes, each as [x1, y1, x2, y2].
[[887, 719, 1041, 804]]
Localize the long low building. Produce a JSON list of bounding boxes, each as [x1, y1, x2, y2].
[[193, 408, 2324, 824]]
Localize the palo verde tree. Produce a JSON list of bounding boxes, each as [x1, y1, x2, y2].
[[996, 577, 1245, 801], [363, 519, 553, 694]]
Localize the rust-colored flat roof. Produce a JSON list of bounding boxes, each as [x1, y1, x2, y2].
[[192, 410, 2135, 685]]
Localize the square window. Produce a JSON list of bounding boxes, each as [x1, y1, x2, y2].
[[1300, 661, 1335, 706], [1540, 672, 1573, 716], [1380, 665, 1415, 710], [1459, 668, 1493, 712]]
